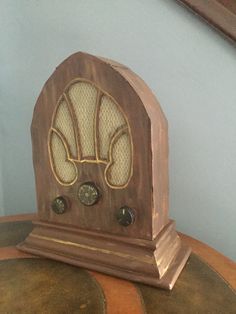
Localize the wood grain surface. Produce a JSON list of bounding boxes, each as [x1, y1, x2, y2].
[[19, 52, 191, 290], [0, 213, 235, 290], [179, 232, 236, 290], [177, 0, 236, 42], [30, 52, 169, 240], [0, 214, 235, 313]]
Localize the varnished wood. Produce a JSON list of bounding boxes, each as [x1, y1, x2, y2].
[[0, 216, 144, 314], [5, 213, 235, 289], [1, 253, 235, 313], [0, 213, 37, 223], [18, 219, 190, 289], [89, 271, 144, 314], [179, 232, 236, 290], [0, 246, 36, 261], [19, 52, 189, 289], [0, 248, 144, 313], [177, 0, 236, 42], [0, 258, 107, 313], [4, 215, 235, 286], [30, 52, 167, 240]]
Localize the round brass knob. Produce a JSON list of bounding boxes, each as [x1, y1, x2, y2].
[[51, 196, 68, 214], [78, 182, 100, 206], [116, 206, 135, 226]]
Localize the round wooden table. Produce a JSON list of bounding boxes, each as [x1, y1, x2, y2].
[[0, 214, 235, 313]]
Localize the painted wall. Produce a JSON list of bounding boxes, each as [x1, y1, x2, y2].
[[0, 0, 235, 260], [0, 132, 4, 216]]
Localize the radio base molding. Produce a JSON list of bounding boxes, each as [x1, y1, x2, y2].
[[18, 220, 191, 290]]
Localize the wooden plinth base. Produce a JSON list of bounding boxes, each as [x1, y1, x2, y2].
[[17, 219, 191, 290]]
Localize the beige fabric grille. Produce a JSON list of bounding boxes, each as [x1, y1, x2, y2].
[[68, 82, 97, 157], [99, 95, 126, 159], [49, 79, 133, 188], [50, 131, 77, 185], [54, 99, 77, 158], [106, 132, 132, 187]]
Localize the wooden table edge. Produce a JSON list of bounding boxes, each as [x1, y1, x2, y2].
[[0, 213, 37, 223], [179, 232, 236, 290], [1, 213, 235, 290]]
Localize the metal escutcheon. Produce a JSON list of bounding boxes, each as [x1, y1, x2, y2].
[[78, 182, 100, 206]]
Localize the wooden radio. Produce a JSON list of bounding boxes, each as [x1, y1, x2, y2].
[[18, 52, 191, 289]]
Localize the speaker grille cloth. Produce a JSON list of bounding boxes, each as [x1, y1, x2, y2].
[[107, 132, 131, 186], [99, 95, 126, 159], [54, 99, 77, 158], [50, 131, 77, 184], [50, 80, 132, 188], [68, 82, 97, 157]]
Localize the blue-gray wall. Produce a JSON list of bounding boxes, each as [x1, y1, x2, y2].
[[0, 0, 235, 260]]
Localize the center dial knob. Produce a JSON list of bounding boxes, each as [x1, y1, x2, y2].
[[78, 182, 100, 206]]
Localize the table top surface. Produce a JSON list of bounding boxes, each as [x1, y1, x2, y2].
[[0, 213, 235, 314]]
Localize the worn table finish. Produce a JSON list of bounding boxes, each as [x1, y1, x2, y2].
[[0, 214, 235, 313]]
